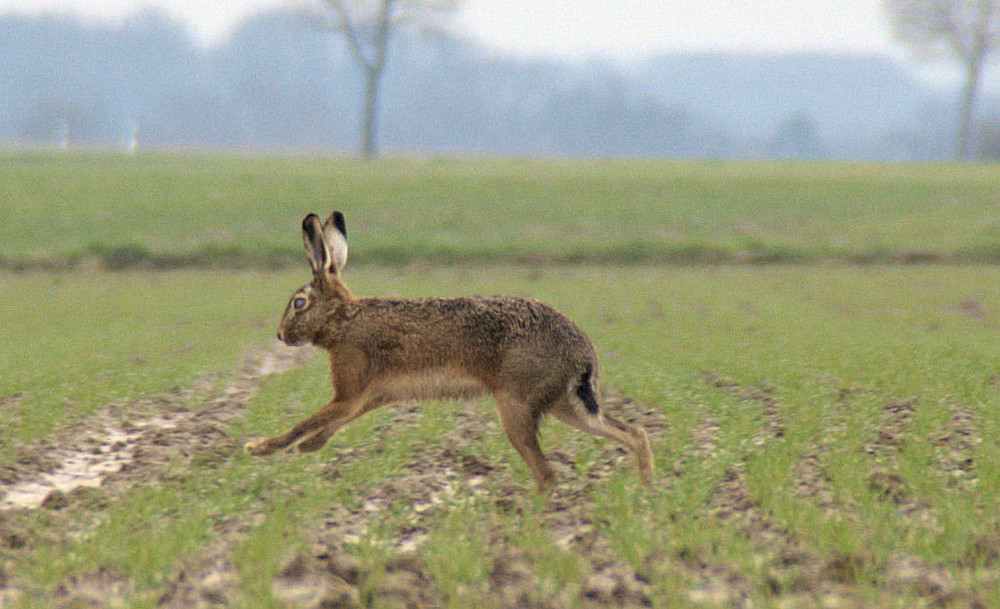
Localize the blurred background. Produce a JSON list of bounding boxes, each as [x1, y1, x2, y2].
[[2, 0, 998, 161]]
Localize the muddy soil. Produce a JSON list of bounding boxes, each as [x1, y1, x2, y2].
[[699, 375, 992, 609], [156, 392, 670, 609], [0, 345, 309, 607], [0, 347, 308, 512], [0, 355, 994, 608], [0, 346, 670, 609]]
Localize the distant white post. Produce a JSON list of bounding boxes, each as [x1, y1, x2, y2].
[[56, 122, 69, 151], [123, 121, 139, 155]]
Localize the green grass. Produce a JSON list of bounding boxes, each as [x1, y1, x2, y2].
[[7, 264, 1000, 606], [6, 154, 1000, 606], [0, 271, 287, 451], [423, 507, 494, 608], [4, 153, 1000, 267], [292, 265, 1000, 601], [360, 264, 1000, 605], [17, 351, 404, 606]]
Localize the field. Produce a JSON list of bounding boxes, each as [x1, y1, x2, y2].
[[2, 153, 1000, 608], [5, 154, 1000, 267]]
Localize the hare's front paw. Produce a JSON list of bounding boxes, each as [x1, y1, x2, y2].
[[244, 438, 275, 456]]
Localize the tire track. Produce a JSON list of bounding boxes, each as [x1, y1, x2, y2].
[[698, 373, 873, 608], [0, 345, 309, 512], [702, 372, 785, 446], [864, 397, 942, 530], [934, 403, 980, 491], [0, 344, 310, 607]]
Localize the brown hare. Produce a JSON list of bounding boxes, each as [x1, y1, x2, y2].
[[244, 211, 653, 491]]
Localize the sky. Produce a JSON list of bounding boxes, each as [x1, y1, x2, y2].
[[0, 0, 900, 60]]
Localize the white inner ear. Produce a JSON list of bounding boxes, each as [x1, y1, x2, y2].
[[327, 230, 348, 271], [302, 217, 330, 276]]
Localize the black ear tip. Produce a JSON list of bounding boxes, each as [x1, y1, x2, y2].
[[332, 211, 346, 236]]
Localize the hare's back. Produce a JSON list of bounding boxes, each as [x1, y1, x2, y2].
[[352, 295, 594, 357]]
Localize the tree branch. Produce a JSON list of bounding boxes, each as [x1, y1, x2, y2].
[[390, 0, 459, 25], [324, 0, 377, 71]]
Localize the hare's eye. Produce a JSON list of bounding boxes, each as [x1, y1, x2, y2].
[[293, 297, 307, 310]]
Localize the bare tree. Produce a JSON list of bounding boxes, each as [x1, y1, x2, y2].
[[313, 0, 458, 158], [884, 0, 1000, 160]]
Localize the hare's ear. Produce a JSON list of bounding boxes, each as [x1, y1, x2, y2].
[[302, 213, 333, 279], [321, 211, 348, 272]]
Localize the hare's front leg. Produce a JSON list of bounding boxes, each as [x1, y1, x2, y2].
[[244, 396, 362, 456]]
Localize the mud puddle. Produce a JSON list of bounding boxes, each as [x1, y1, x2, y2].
[[0, 345, 308, 512], [2, 421, 147, 511]]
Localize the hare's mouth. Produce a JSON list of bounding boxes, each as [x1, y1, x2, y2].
[[277, 331, 308, 347]]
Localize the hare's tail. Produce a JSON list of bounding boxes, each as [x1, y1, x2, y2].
[[574, 364, 601, 415]]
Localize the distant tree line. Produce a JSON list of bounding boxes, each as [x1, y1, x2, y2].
[[884, 0, 1000, 160], [0, 9, 993, 160]]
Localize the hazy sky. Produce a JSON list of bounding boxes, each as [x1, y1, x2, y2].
[[2, 0, 898, 60]]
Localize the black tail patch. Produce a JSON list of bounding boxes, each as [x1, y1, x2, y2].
[[575, 365, 600, 415]]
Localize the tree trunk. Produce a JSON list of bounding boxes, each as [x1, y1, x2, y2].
[[357, 0, 393, 159], [956, 56, 984, 161], [360, 66, 382, 159]]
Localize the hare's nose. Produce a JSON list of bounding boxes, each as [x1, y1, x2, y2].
[[277, 331, 284, 342]]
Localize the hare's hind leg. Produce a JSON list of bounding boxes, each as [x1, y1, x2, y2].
[[494, 392, 555, 491], [292, 407, 362, 453], [552, 398, 653, 484], [294, 426, 337, 453], [296, 394, 390, 453], [244, 396, 363, 456]]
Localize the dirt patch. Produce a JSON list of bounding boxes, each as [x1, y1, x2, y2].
[[0, 346, 309, 513], [156, 517, 248, 608], [866, 397, 919, 459], [55, 385, 667, 609], [941, 297, 991, 322], [787, 394, 990, 608], [1, 416, 162, 511], [694, 378, 977, 608], [215, 392, 672, 609], [231, 382, 988, 609], [6, 357, 990, 609], [0, 345, 311, 607], [862, 396, 944, 531], [705, 461, 858, 609], [702, 372, 784, 446], [934, 403, 980, 490], [793, 452, 850, 520]]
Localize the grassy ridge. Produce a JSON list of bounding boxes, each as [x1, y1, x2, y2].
[[4, 153, 1000, 267]]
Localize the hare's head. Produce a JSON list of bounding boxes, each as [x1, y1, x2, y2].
[[277, 211, 354, 346]]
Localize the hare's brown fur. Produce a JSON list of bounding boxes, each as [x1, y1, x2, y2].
[[244, 211, 653, 491]]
